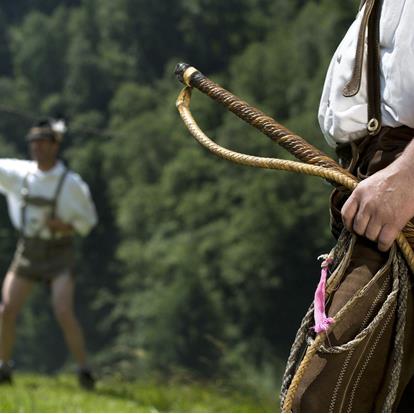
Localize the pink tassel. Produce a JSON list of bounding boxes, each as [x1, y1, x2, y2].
[[313, 255, 334, 334]]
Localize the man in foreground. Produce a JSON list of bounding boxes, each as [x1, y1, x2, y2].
[[284, 0, 414, 411]]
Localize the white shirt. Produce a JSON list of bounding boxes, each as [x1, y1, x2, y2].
[[0, 159, 98, 239], [319, 0, 414, 146]]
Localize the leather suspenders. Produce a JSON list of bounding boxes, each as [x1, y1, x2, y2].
[[343, 0, 383, 136], [20, 168, 69, 238], [359, 0, 367, 10], [366, 0, 382, 135]]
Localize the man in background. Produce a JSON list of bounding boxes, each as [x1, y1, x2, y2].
[[0, 119, 98, 389]]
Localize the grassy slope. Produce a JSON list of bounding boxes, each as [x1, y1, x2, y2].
[[0, 373, 278, 412]]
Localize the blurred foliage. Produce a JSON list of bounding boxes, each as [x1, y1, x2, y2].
[[0, 0, 360, 387]]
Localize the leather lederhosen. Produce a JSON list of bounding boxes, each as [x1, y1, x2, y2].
[[292, 125, 414, 412], [10, 168, 75, 282]]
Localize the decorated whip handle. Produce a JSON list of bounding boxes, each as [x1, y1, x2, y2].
[[175, 63, 354, 181], [174, 62, 414, 277]]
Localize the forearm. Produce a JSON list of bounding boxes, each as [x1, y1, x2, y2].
[[388, 138, 414, 177]]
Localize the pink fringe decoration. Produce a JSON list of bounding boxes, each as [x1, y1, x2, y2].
[[313, 256, 334, 334]]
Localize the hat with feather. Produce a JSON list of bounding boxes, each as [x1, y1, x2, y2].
[[26, 118, 67, 143]]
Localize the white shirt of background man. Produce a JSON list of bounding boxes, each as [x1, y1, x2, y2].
[[318, 0, 413, 146], [0, 159, 97, 239]]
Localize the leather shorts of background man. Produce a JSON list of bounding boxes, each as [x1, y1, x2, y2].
[[9, 236, 75, 283], [280, 126, 414, 413]]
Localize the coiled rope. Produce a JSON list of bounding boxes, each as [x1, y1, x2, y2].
[[174, 64, 414, 412]]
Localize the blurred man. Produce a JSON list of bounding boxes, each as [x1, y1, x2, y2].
[[0, 119, 98, 389]]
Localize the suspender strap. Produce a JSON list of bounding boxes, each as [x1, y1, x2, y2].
[[51, 168, 69, 219], [342, 0, 383, 136], [49, 168, 68, 240], [366, 0, 383, 135], [19, 168, 69, 238], [20, 173, 30, 238], [342, 0, 377, 97], [359, 0, 367, 11]]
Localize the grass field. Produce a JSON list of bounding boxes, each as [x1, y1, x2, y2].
[[0, 373, 278, 412]]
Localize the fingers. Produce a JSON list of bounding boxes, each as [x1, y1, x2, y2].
[[341, 195, 371, 235], [341, 196, 358, 232], [353, 209, 371, 236], [377, 224, 399, 252], [341, 194, 397, 250], [364, 217, 383, 243]]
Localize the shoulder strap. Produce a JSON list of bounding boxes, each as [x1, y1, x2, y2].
[[342, 0, 383, 136], [19, 168, 70, 238], [342, 0, 377, 97], [366, 0, 383, 136], [49, 168, 70, 240], [50, 168, 69, 219], [19, 172, 31, 238]]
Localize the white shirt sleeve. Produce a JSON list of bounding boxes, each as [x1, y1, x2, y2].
[[0, 159, 33, 194], [63, 173, 98, 236]]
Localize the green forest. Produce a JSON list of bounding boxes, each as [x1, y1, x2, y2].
[[0, 0, 359, 396]]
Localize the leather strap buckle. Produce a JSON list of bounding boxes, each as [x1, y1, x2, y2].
[[367, 117, 381, 135]]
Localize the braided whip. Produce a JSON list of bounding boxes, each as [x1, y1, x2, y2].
[[174, 63, 414, 412]]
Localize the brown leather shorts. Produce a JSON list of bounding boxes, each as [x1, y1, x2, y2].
[[291, 126, 414, 412], [10, 237, 75, 283], [292, 236, 414, 412]]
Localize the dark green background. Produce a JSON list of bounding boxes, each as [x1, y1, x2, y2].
[[0, 0, 359, 386]]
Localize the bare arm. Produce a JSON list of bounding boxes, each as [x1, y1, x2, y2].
[[341, 139, 414, 251]]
